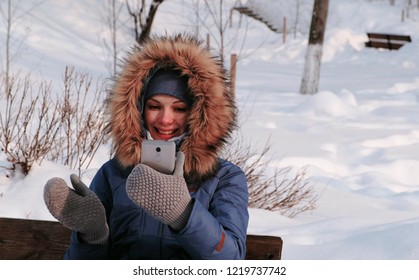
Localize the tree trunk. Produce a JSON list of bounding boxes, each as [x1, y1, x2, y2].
[[138, 0, 164, 43], [299, 0, 329, 95]]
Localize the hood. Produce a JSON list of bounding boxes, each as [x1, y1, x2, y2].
[[107, 34, 237, 183]]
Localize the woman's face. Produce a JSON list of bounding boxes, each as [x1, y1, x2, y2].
[[144, 94, 190, 140]]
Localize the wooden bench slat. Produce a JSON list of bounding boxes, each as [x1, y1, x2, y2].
[[245, 234, 283, 260], [365, 41, 404, 50], [0, 217, 282, 260], [0, 218, 71, 259], [367, 33, 411, 42]]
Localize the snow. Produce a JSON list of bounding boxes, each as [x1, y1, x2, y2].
[[1, 0, 419, 260]]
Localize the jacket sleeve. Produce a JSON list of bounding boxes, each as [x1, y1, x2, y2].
[[64, 164, 113, 260], [173, 163, 249, 259]]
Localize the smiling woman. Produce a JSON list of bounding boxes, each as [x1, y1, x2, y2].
[[42, 34, 249, 260]]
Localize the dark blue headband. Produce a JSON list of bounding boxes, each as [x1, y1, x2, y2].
[[143, 68, 192, 107]]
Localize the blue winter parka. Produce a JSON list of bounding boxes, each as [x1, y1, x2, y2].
[[64, 157, 248, 260]]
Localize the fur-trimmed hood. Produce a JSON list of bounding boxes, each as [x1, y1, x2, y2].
[[107, 34, 237, 184]]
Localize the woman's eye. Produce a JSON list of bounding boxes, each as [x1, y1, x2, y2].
[[174, 107, 188, 113], [147, 104, 160, 110]]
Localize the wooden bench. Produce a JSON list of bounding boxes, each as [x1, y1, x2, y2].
[[0, 217, 282, 260], [365, 32, 411, 50]]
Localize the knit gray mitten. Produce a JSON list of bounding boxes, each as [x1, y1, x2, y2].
[[43, 174, 109, 244], [126, 151, 192, 230]]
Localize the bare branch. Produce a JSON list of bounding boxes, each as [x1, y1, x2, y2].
[[126, 0, 165, 44]]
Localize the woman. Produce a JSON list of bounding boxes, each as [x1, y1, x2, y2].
[[43, 34, 249, 259]]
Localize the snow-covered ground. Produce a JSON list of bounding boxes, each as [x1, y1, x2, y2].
[[1, 0, 419, 260]]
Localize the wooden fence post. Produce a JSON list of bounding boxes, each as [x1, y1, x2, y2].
[[230, 53, 237, 98]]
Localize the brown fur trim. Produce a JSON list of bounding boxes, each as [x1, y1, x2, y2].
[[107, 34, 237, 183]]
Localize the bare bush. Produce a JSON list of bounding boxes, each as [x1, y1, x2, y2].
[[0, 68, 108, 176], [0, 74, 61, 175], [222, 133, 319, 218], [55, 67, 108, 175]]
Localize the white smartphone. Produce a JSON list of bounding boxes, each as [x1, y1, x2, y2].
[[140, 140, 176, 174]]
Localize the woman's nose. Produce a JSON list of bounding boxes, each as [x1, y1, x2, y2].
[[159, 109, 174, 124]]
